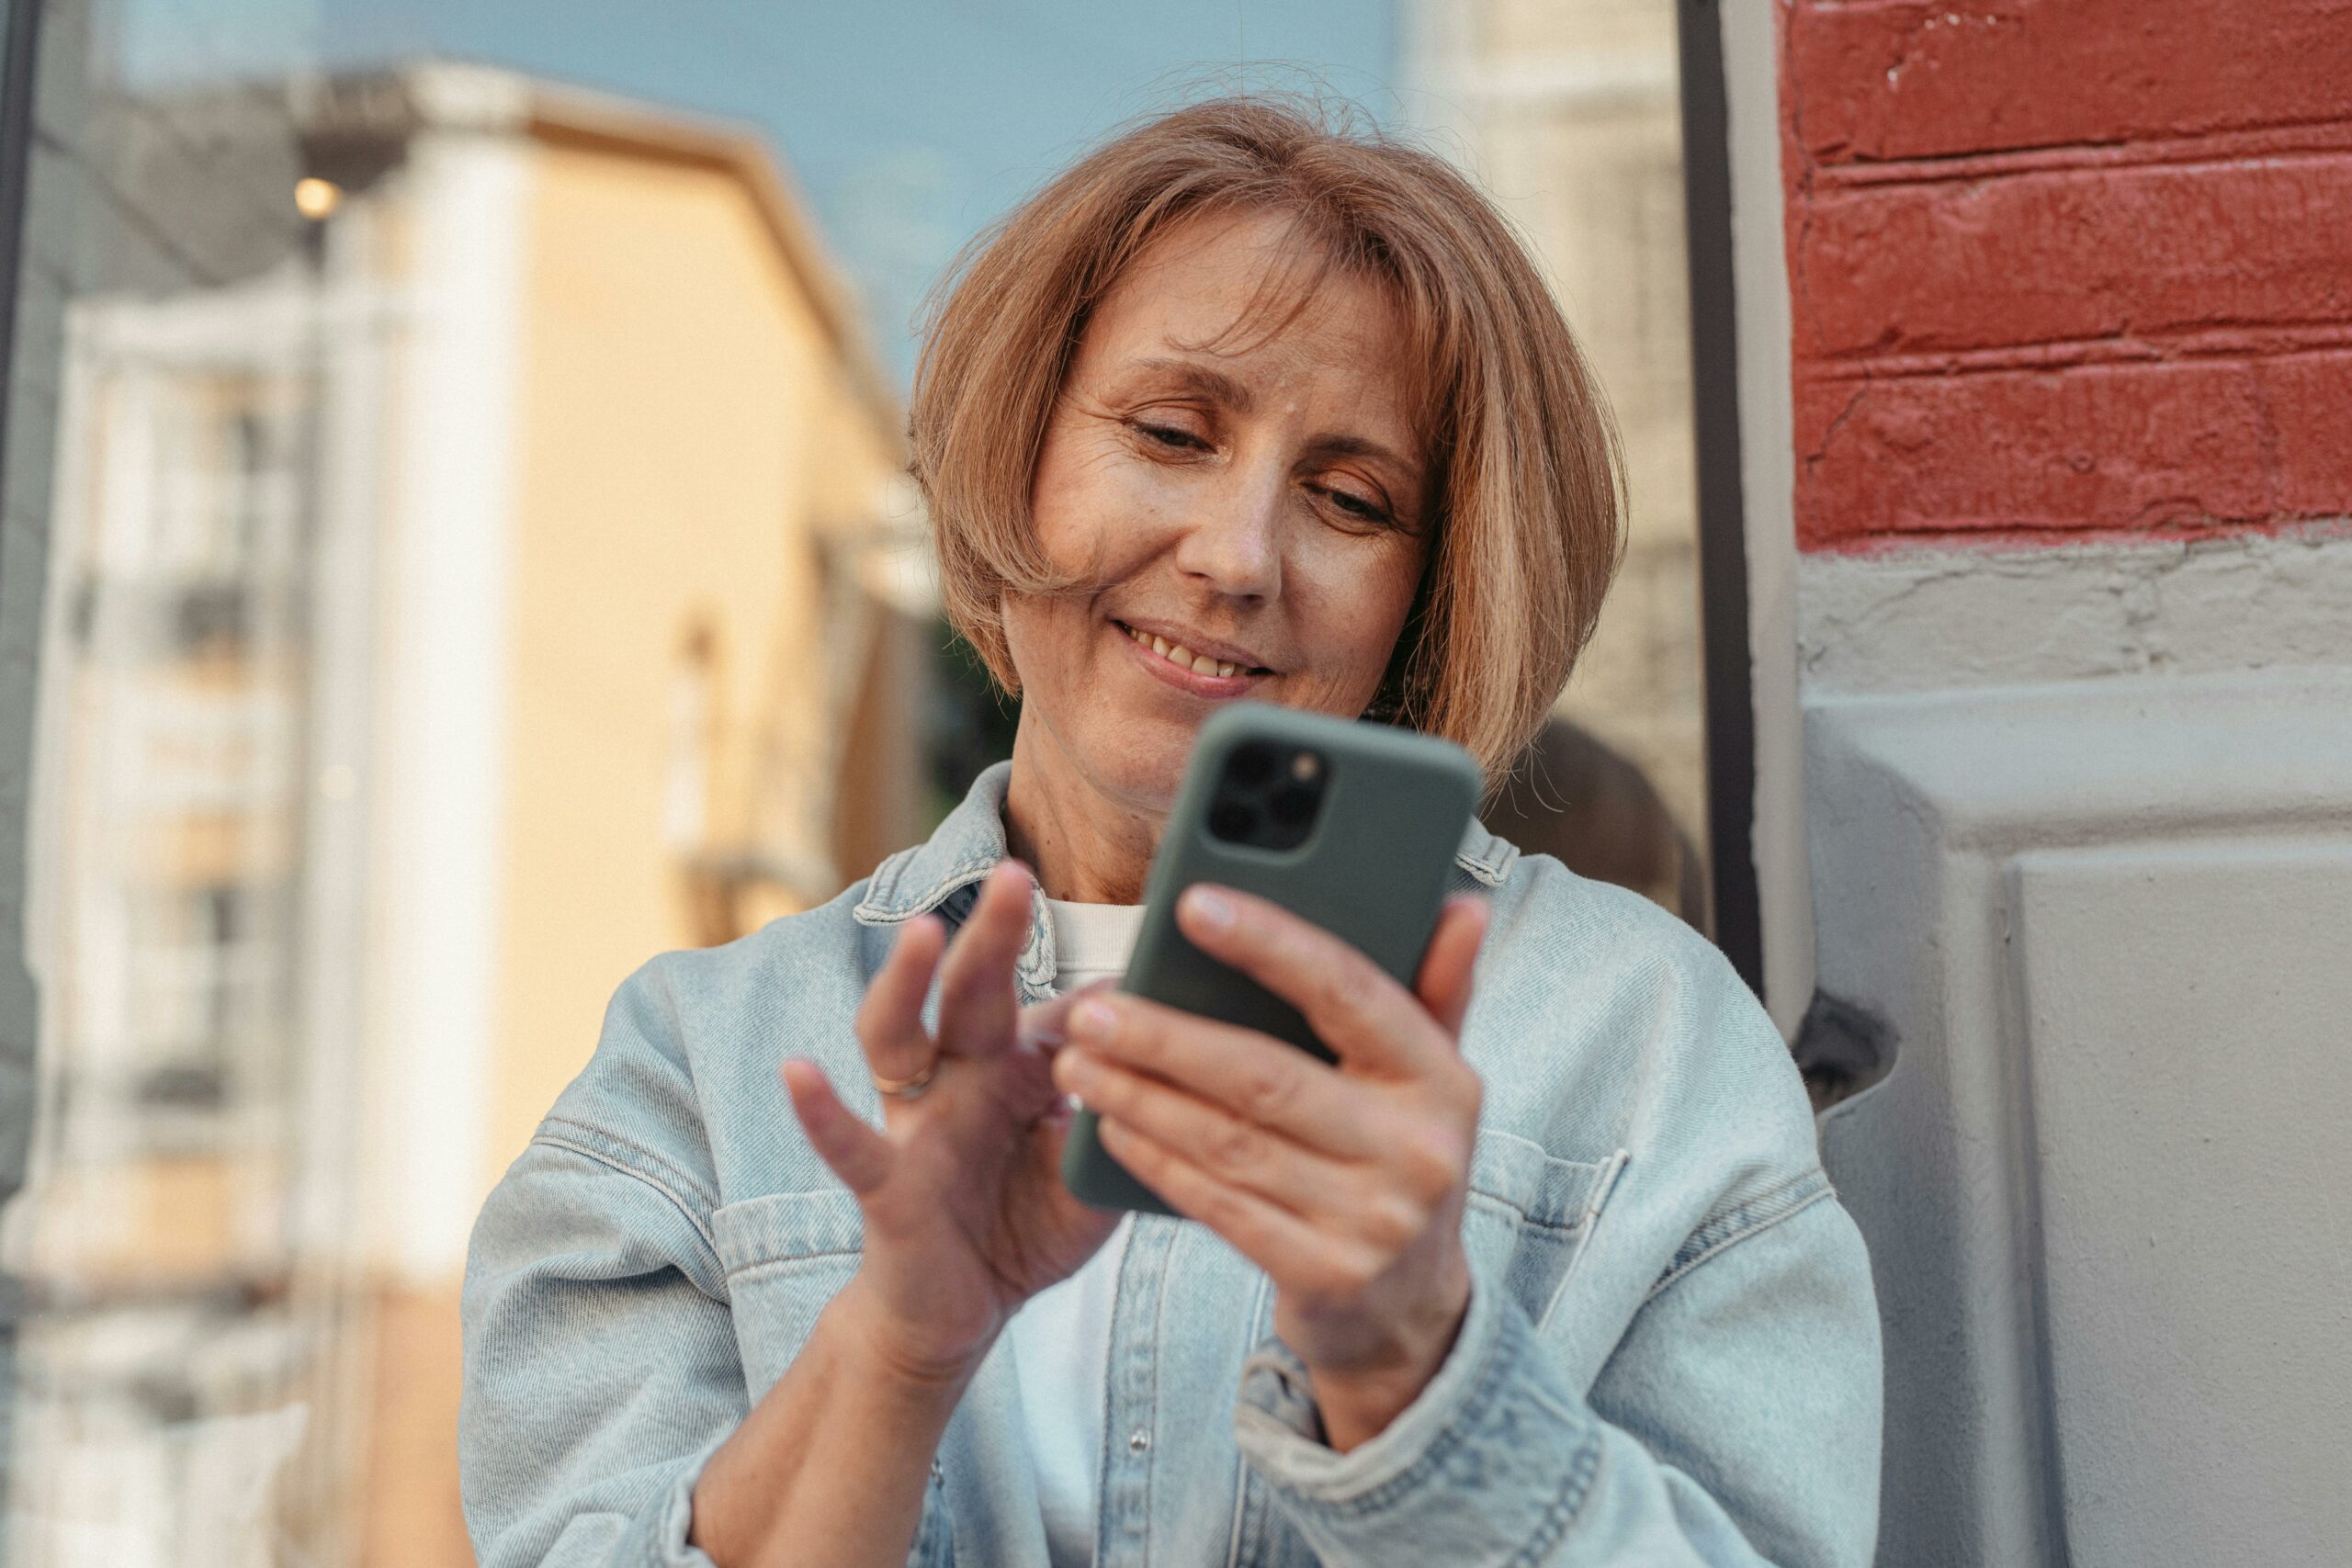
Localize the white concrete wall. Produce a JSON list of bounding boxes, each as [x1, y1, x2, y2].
[[1708, 6, 2352, 1557], [1805, 651, 2352, 1566]]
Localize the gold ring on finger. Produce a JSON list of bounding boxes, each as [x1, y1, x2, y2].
[[871, 1059, 939, 1100]]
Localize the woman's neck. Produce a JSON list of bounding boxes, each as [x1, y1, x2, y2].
[[1002, 712, 1160, 905]]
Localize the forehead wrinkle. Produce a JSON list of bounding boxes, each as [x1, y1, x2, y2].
[[1126, 355, 1255, 414]]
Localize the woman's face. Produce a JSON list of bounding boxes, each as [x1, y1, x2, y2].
[[1003, 208, 1431, 815]]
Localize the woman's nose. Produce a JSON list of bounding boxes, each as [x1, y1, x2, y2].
[[1172, 463, 1283, 602]]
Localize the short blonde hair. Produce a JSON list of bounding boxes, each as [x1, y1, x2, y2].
[[910, 95, 1623, 780]]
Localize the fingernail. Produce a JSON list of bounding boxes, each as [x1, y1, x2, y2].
[[1071, 998, 1117, 1041], [1182, 886, 1236, 930], [1055, 1049, 1095, 1093]]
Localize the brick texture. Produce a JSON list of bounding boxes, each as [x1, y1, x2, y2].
[[1787, 0, 2352, 164], [1782, 0, 2352, 549]]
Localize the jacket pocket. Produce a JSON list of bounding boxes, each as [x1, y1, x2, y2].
[[711, 1188, 865, 1395], [1461, 1131, 1627, 1333]]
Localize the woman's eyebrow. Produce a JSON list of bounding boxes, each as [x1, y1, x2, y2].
[[1307, 431, 1413, 468], [1126, 355, 1254, 413]]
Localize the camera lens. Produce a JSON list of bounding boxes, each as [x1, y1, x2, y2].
[[1269, 785, 1317, 828], [1208, 799, 1260, 843], [1227, 741, 1275, 788]]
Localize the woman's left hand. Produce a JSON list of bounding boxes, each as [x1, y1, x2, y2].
[[1052, 884, 1489, 1452]]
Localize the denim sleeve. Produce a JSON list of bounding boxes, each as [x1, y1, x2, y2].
[[459, 1134, 743, 1568], [1231, 1187, 1883, 1567]]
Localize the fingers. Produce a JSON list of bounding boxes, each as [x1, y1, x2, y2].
[[1415, 896, 1489, 1040], [855, 913, 945, 1089], [1056, 1045, 1371, 1219], [1016, 977, 1116, 1055], [1061, 992, 1381, 1158], [933, 863, 1034, 1057], [1094, 1117, 1382, 1304], [782, 1060, 894, 1195], [1173, 886, 1455, 1078]]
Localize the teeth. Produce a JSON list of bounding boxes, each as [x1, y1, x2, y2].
[[1124, 624, 1249, 679]]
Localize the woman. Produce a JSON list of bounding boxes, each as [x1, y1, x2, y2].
[[460, 97, 1882, 1568]]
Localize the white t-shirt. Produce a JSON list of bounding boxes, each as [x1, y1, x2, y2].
[[1007, 897, 1144, 1568]]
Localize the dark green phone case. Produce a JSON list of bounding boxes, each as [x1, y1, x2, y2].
[[1058, 702, 1482, 1216]]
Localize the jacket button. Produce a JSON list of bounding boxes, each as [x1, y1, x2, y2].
[[1126, 1428, 1150, 1453]]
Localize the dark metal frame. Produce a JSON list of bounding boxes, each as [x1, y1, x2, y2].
[[0, 2, 41, 505], [0, 0, 45, 1528], [1673, 0, 1764, 994]]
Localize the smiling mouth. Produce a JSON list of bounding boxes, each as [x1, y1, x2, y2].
[[1114, 621, 1271, 680]]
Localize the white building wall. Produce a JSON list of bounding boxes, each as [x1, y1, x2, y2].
[[357, 112, 531, 1287], [1706, 5, 2352, 1559]]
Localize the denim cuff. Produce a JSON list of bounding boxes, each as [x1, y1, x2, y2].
[[1232, 1270, 1603, 1563], [650, 1432, 730, 1568], [655, 1429, 952, 1568]]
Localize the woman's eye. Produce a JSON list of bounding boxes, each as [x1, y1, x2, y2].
[[1135, 422, 1205, 451], [1318, 485, 1392, 525]]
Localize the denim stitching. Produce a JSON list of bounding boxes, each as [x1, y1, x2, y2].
[[1466, 1186, 1592, 1234], [1466, 1138, 1622, 1233], [1453, 842, 1512, 888], [1535, 1149, 1629, 1333], [851, 844, 919, 920], [854, 852, 1001, 924], [1645, 1168, 1834, 1303], [725, 1247, 865, 1285], [528, 1130, 720, 1260], [537, 1114, 720, 1214], [1502, 1425, 1605, 1568], [1298, 1285, 1522, 1518], [1225, 1272, 1282, 1568]]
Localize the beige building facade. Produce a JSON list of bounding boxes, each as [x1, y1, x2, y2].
[[6, 62, 919, 1567]]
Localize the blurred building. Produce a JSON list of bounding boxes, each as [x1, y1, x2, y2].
[[3, 52, 924, 1568], [1405, 0, 1707, 915]]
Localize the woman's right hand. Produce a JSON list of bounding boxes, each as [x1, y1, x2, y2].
[[780, 861, 1121, 1387]]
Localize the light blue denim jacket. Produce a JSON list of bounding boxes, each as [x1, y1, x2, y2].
[[460, 761, 1882, 1567]]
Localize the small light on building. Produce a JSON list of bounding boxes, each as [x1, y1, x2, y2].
[[294, 177, 342, 220]]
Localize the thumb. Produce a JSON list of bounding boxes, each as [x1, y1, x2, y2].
[[1414, 895, 1489, 1041]]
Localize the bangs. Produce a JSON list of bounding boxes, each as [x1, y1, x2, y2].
[[908, 94, 1622, 782]]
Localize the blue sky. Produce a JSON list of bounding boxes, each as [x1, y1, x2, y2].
[[127, 0, 1405, 385]]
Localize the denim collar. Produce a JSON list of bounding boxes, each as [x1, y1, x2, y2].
[[854, 761, 1514, 989]]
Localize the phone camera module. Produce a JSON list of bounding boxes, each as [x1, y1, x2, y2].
[[1210, 740, 1325, 852]]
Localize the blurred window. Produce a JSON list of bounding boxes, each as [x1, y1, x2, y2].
[[0, 5, 1720, 1564]]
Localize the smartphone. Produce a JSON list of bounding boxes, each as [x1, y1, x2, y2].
[[1059, 701, 1483, 1215]]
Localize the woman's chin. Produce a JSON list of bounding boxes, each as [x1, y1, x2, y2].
[[1067, 716, 1197, 813]]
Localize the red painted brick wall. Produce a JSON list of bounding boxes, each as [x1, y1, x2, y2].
[[1781, 0, 2352, 551]]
